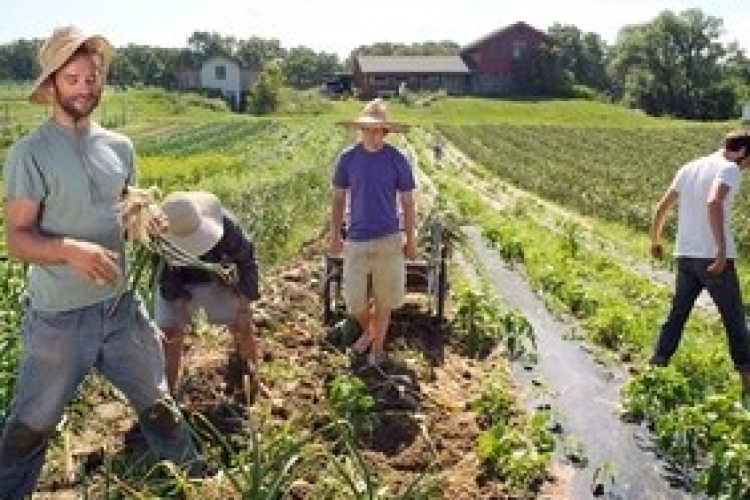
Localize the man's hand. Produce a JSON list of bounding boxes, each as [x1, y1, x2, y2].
[[650, 243, 664, 260], [404, 238, 418, 260], [63, 239, 121, 285], [329, 237, 344, 256], [707, 253, 727, 275]]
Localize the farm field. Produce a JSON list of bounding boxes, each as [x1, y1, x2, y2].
[[0, 87, 748, 497]]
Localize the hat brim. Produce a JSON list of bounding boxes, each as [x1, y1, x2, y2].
[[336, 117, 410, 133], [162, 191, 225, 259], [29, 34, 113, 105]]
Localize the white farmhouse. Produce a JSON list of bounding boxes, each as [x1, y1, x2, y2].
[[175, 56, 258, 111]]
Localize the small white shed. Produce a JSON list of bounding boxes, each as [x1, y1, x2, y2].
[[200, 56, 243, 109], [175, 56, 258, 111]]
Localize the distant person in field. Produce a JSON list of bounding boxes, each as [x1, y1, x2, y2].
[[154, 191, 264, 403], [431, 134, 444, 164], [329, 98, 417, 366], [0, 26, 205, 497], [649, 129, 750, 405]]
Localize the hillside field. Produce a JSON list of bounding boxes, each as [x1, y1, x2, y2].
[[0, 86, 748, 498]]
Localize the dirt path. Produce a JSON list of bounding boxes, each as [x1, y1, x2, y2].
[[34, 242, 538, 499], [463, 226, 700, 499]]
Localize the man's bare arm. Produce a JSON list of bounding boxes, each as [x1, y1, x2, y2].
[[400, 190, 417, 259], [649, 189, 677, 259], [4, 198, 120, 283]]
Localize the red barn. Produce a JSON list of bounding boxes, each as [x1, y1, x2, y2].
[[349, 22, 552, 98], [461, 21, 551, 95]]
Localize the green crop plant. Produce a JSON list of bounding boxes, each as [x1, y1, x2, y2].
[[471, 378, 519, 427], [477, 418, 552, 496], [326, 374, 378, 436]]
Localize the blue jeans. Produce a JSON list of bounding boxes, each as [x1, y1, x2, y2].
[[651, 258, 750, 372], [0, 293, 204, 499]]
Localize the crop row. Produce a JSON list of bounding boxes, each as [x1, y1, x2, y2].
[[437, 123, 750, 250], [423, 133, 750, 497]]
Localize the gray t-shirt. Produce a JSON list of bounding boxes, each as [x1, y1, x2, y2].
[[3, 119, 135, 311]]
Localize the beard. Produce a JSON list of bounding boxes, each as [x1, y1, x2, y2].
[[54, 86, 101, 122]]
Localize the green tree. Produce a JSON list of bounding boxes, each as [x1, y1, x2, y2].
[[0, 39, 39, 80], [187, 31, 237, 59], [547, 23, 610, 92], [236, 36, 286, 69], [512, 43, 571, 96], [281, 47, 340, 89], [608, 9, 732, 119], [109, 45, 173, 87], [247, 60, 283, 114]]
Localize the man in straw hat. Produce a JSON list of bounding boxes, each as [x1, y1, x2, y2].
[[329, 98, 417, 366], [153, 191, 264, 405], [0, 26, 205, 496]]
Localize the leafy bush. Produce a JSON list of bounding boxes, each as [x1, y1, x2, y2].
[[477, 418, 552, 495], [471, 379, 519, 427], [326, 374, 378, 435], [621, 366, 698, 422], [452, 287, 537, 361]]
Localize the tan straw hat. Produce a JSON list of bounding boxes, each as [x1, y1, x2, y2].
[[29, 26, 113, 105], [336, 98, 410, 133], [162, 191, 225, 257]]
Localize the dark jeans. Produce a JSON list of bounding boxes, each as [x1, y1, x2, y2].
[[651, 258, 750, 372]]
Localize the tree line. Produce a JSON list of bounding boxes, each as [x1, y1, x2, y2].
[[1, 8, 749, 120]]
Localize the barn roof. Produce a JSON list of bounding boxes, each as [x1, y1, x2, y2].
[[461, 21, 550, 52], [357, 55, 470, 74]]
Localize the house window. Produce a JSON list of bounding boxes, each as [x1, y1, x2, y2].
[[215, 65, 226, 80], [370, 75, 389, 85], [512, 40, 528, 60]]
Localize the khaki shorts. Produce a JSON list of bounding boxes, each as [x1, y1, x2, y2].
[[343, 233, 405, 315], [155, 282, 240, 328]]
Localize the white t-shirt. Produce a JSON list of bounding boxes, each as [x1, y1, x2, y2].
[[671, 151, 741, 258]]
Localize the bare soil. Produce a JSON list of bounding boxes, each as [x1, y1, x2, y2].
[[33, 238, 561, 499]]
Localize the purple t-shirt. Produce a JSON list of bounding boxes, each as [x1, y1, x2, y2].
[[333, 142, 416, 241]]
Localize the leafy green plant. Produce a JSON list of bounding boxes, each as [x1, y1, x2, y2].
[[499, 309, 537, 362], [477, 419, 551, 496], [585, 306, 631, 350], [483, 226, 525, 265], [327, 374, 378, 436], [621, 366, 698, 423], [471, 379, 519, 427], [561, 222, 582, 259], [452, 286, 538, 362], [452, 287, 504, 358]]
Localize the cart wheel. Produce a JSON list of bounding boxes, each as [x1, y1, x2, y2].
[[322, 256, 344, 326], [322, 257, 335, 325]]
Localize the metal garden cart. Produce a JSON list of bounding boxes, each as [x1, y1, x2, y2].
[[321, 218, 449, 325]]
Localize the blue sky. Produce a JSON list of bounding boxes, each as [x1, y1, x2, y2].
[[2, 0, 747, 58]]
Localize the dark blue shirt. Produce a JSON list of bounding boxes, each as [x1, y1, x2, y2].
[[157, 211, 260, 301], [333, 142, 415, 241]]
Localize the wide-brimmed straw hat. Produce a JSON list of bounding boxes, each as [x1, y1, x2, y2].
[[162, 191, 224, 257], [29, 26, 113, 105], [336, 98, 410, 133]]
